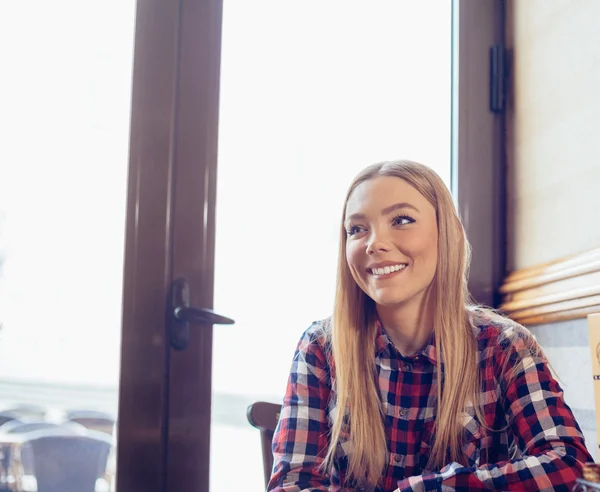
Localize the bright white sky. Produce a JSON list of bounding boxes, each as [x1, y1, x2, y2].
[[0, 1, 451, 395], [0, 0, 136, 386], [212, 0, 451, 399]]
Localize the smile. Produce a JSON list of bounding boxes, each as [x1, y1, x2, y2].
[[367, 264, 408, 276]]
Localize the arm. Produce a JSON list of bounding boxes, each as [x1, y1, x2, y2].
[[396, 327, 593, 492], [268, 326, 333, 492]]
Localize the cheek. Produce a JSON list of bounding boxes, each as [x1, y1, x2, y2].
[[422, 233, 439, 270], [404, 231, 438, 266], [345, 242, 366, 281], [345, 241, 362, 267]]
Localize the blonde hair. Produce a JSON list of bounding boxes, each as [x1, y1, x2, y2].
[[324, 159, 483, 486]]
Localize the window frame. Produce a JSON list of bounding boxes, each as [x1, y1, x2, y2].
[[452, 0, 506, 307]]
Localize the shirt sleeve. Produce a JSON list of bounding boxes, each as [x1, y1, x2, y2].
[[268, 325, 333, 492], [396, 326, 594, 492]]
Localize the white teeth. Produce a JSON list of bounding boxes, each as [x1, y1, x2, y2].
[[370, 264, 407, 275]]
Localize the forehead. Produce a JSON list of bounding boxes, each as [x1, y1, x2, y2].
[[345, 176, 429, 216]]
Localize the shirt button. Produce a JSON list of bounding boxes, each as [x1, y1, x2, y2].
[[403, 363, 412, 371], [399, 407, 408, 418], [394, 454, 402, 463]]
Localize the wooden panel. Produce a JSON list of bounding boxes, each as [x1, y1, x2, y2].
[[454, 0, 505, 307], [167, 0, 223, 491], [117, 0, 180, 490], [500, 248, 600, 325]]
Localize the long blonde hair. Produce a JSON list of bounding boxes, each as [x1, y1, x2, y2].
[[324, 160, 481, 486]]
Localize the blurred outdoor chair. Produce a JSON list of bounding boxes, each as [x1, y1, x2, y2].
[[0, 420, 83, 435], [0, 421, 89, 480], [0, 411, 20, 428], [65, 410, 116, 436], [13, 427, 113, 492], [0, 404, 47, 421]]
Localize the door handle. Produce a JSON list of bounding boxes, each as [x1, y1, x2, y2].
[[168, 277, 234, 350]]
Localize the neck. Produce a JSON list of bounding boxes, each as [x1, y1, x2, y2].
[[376, 289, 434, 356]]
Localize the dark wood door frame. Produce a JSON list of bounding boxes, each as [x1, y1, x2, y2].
[[167, 0, 224, 491], [452, 0, 506, 308], [117, 0, 181, 490], [117, 0, 224, 491]]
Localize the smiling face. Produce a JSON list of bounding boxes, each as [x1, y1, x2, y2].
[[344, 176, 438, 312]]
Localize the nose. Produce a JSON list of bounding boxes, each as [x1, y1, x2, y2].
[[366, 228, 392, 255]]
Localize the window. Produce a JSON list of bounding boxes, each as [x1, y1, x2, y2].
[[211, 2, 454, 489]]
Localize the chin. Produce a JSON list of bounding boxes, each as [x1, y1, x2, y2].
[[371, 292, 412, 307], [369, 284, 428, 307]]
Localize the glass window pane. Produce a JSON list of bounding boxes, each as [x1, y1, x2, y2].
[[0, 1, 135, 490], [212, 2, 451, 490]]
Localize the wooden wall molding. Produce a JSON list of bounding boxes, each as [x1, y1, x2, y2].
[[499, 248, 600, 325]]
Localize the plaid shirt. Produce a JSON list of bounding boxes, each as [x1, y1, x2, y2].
[[269, 317, 593, 491]]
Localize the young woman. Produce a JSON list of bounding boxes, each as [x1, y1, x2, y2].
[[268, 160, 593, 491]]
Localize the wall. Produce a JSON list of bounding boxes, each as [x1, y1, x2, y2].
[[505, 0, 600, 271], [505, 0, 600, 460]]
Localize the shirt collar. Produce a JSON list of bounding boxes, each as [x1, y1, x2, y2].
[[374, 318, 443, 368]]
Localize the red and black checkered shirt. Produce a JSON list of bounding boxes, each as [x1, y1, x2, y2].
[[268, 317, 593, 491]]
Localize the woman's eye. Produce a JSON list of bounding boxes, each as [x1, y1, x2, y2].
[[392, 215, 415, 226], [346, 225, 364, 236]]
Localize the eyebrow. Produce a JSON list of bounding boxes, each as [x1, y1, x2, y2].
[[345, 202, 420, 222]]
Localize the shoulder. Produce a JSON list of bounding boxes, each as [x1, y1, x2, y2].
[[468, 307, 540, 363], [297, 317, 331, 348], [293, 317, 334, 368]]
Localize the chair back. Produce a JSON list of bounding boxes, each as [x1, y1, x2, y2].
[[19, 428, 113, 492], [1, 404, 47, 421], [0, 411, 20, 427], [0, 421, 83, 434], [1, 422, 86, 475], [66, 410, 116, 435], [246, 401, 281, 489]]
